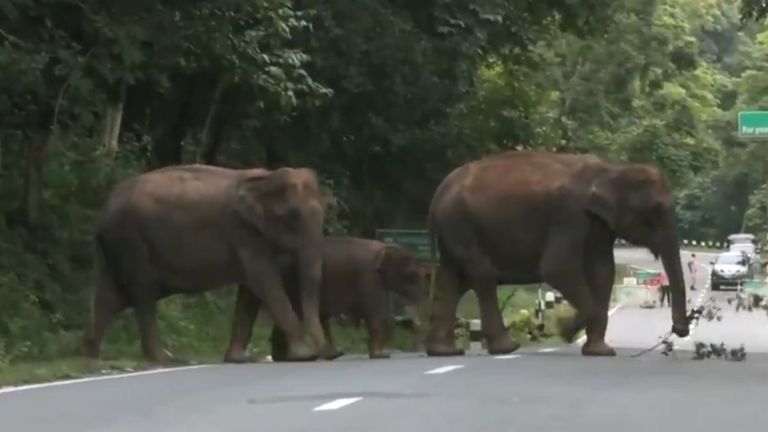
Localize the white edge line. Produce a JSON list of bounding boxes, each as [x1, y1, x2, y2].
[[537, 347, 559, 353], [424, 365, 464, 375], [313, 397, 363, 411], [494, 354, 521, 360], [0, 364, 213, 395]]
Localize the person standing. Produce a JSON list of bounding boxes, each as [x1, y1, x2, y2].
[[687, 253, 697, 291], [659, 271, 671, 307]]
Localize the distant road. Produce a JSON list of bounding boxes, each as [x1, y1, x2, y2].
[[612, 247, 768, 353]]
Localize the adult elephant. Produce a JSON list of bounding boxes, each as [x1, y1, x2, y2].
[[82, 164, 333, 363], [425, 150, 690, 357]]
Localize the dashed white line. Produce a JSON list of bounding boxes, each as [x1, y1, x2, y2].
[[313, 397, 363, 411], [677, 263, 710, 343], [424, 365, 464, 375], [494, 354, 521, 360], [0, 365, 214, 396]]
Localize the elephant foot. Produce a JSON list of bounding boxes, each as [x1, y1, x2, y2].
[[319, 344, 344, 361], [284, 341, 319, 362], [487, 335, 521, 355], [426, 341, 465, 357], [581, 341, 617, 357], [369, 351, 391, 359], [557, 315, 584, 344], [271, 351, 288, 362], [224, 349, 257, 364]]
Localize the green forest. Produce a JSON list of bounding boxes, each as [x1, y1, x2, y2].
[[2, 0, 768, 371]]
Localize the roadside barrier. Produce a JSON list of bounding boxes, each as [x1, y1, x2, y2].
[[613, 266, 662, 307], [468, 319, 482, 353], [620, 238, 749, 250], [680, 239, 729, 249]]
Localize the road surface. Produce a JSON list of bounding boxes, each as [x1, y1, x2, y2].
[[1, 247, 766, 431], [613, 247, 768, 353]]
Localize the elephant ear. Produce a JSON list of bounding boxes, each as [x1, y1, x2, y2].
[[235, 170, 272, 232], [586, 171, 618, 230]]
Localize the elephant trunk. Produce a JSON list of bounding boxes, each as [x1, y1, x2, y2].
[[659, 228, 690, 338]]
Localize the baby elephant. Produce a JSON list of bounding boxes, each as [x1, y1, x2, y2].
[[272, 236, 425, 360]]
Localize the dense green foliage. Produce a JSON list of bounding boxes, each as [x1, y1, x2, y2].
[[1, 0, 768, 365]]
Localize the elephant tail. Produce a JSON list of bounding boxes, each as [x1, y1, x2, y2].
[[85, 233, 123, 339], [427, 205, 439, 265]]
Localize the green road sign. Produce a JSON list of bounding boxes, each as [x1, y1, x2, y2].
[[629, 267, 661, 284], [375, 228, 438, 263], [738, 111, 768, 138]]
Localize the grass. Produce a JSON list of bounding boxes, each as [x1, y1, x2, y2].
[[453, 285, 576, 348], [0, 264, 633, 388], [0, 321, 423, 388]]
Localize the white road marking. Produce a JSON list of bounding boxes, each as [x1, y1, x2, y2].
[[537, 347, 559, 353], [0, 365, 214, 396], [313, 397, 363, 411], [424, 365, 464, 375], [494, 354, 521, 360], [677, 263, 711, 343]]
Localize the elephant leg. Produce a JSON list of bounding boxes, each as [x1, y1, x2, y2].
[[124, 265, 178, 364], [426, 263, 466, 356], [296, 250, 328, 355], [472, 270, 520, 355], [319, 315, 344, 360], [581, 228, 617, 356], [540, 228, 593, 343], [270, 325, 289, 361], [239, 250, 317, 361], [134, 300, 179, 364], [367, 316, 392, 359], [270, 283, 341, 361], [83, 280, 127, 359], [224, 284, 261, 363]]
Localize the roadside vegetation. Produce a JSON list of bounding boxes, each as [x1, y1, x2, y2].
[[2, 1, 768, 385], [1, 264, 630, 387]]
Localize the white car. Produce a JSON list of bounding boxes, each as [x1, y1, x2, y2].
[[710, 251, 751, 291]]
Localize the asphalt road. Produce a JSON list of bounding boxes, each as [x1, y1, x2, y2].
[[1, 247, 766, 431], [613, 247, 768, 353]]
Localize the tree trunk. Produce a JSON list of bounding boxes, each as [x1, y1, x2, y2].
[[150, 100, 187, 167], [24, 131, 48, 229], [101, 82, 127, 157], [150, 78, 197, 168], [197, 78, 225, 163]]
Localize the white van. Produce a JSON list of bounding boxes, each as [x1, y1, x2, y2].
[[727, 233, 757, 257]]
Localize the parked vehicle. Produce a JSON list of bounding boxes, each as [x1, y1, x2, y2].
[[710, 251, 752, 291], [727, 233, 757, 255]]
